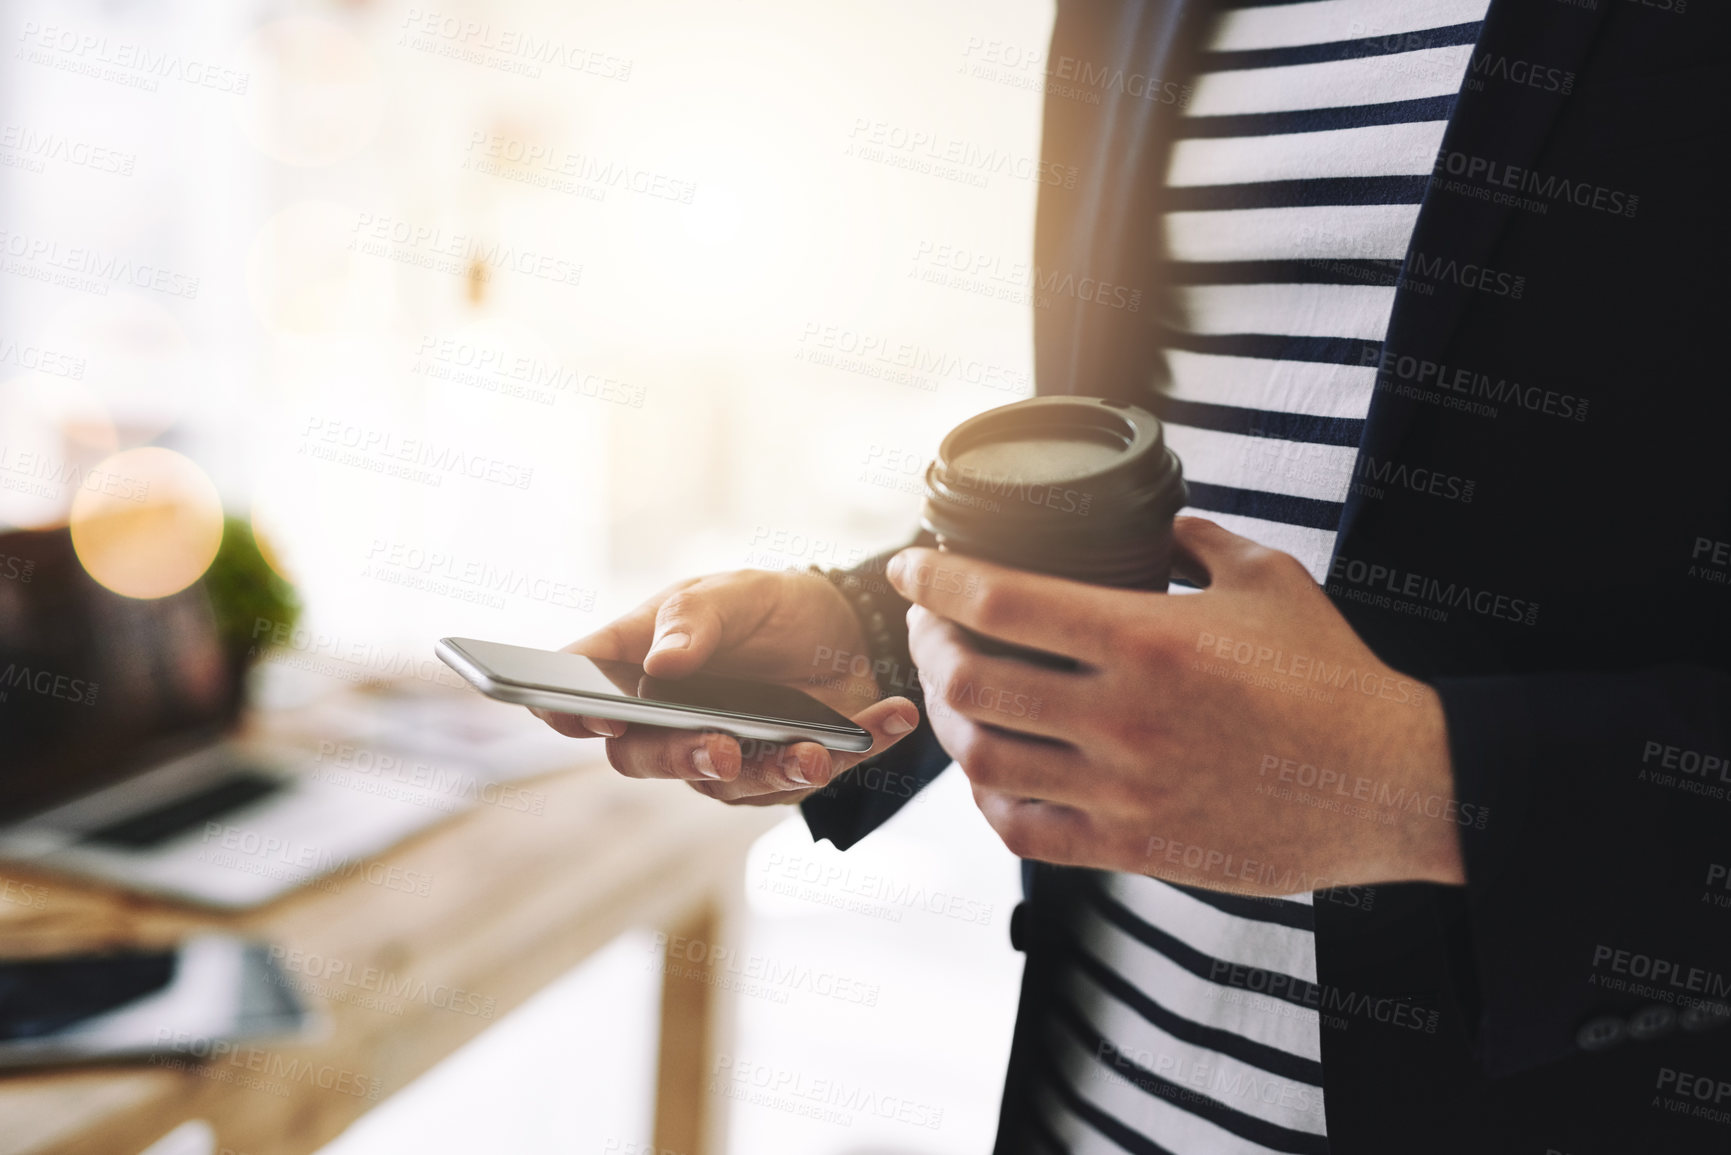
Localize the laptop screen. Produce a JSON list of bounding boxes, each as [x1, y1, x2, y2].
[[0, 527, 241, 823]]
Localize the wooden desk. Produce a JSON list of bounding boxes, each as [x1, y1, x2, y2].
[[0, 753, 780, 1155]]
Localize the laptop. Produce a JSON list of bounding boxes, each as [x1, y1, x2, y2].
[[0, 526, 572, 909]]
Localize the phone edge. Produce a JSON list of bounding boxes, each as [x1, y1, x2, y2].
[[434, 638, 873, 753]]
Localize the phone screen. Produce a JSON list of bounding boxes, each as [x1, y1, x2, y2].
[[0, 936, 311, 1068], [0, 950, 177, 1041], [444, 638, 860, 731]]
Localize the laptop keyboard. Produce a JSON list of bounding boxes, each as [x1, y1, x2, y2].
[[81, 771, 284, 850]]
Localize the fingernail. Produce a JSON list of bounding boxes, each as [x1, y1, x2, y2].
[[649, 631, 690, 656], [691, 745, 721, 779], [884, 713, 915, 735], [784, 754, 811, 787], [887, 553, 908, 587], [584, 717, 621, 738]]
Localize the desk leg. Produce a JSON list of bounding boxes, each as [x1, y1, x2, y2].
[[653, 889, 734, 1155]]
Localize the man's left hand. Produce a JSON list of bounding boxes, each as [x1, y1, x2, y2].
[[889, 517, 1467, 895]]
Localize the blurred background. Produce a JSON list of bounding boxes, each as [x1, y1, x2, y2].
[[1, 0, 1050, 642], [0, 0, 1053, 1151]]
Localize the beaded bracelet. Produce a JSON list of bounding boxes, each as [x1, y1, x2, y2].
[[810, 564, 914, 706]]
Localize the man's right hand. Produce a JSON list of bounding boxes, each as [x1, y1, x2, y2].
[[533, 568, 919, 805]]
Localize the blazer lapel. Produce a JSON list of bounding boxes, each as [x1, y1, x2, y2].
[[1335, 0, 1610, 545]]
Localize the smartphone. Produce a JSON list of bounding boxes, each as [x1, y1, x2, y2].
[[0, 934, 317, 1069], [434, 637, 874, 753]]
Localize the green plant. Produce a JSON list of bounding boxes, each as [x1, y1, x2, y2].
[[202, 514, 301, 654]]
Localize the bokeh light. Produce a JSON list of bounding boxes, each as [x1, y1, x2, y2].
[[70, 447, 225, 599]]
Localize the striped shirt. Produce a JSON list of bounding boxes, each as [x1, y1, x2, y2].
[[1020, 2, 1489, 1151]]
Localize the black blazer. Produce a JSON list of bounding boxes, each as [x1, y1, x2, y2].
[[805, 1, 1731, 1150]]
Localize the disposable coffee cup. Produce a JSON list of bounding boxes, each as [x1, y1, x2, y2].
[[920, 396, 1187, 594]]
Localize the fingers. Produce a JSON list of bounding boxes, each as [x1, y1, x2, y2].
[[600, 694, 920, 803], [972, 788, 1096, 865], [1171, 516, 1305, 590], [605, 726, 746, 784], [531, 708, 625, 739], [906, 606, 1083, 741], [531, 579, 706, 740], [887, 548, 1112, 662], [567, 578, 697, 662], [935, 713, 1092, 806], [642, 572, 779, 679], [533, 570, 777, 740]]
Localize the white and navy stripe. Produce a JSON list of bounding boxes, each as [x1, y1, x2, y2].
[[1021, 2, 1488, 1151], [1157, 0, 1489, 580]]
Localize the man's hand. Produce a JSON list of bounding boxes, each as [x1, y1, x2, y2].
[[890, 517, 1466, 894], [534, 569, 918, 805]]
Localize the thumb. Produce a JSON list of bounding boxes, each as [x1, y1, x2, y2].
[[641, 574, 772, 678], [1170, 515, 1267, 589]]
